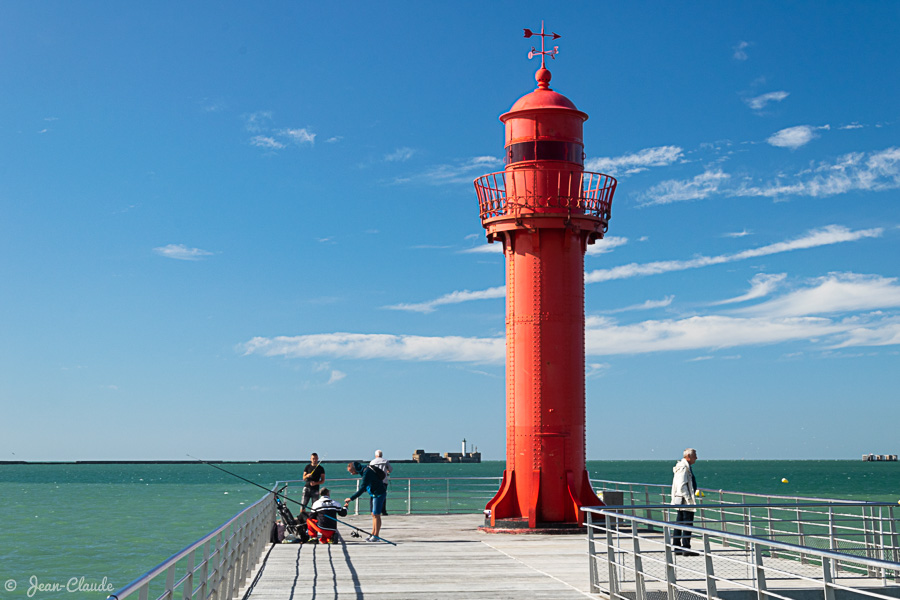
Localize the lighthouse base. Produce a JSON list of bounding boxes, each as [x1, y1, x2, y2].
[[483, 468, 604, 529], [479, 518, 586, 535]]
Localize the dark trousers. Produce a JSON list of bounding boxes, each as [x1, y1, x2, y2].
[[673, 509, 695, 548]]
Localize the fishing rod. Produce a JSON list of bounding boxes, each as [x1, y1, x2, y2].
[[187, 455, 397, 546]]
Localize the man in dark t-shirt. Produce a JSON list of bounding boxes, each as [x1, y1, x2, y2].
[[301, 453, 325, 512]]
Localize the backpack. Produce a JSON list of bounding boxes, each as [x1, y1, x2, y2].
[[368, 465, 387, 481]]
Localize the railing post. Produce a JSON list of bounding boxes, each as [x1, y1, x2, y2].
[[355, 480, 360, 515], [744, 504, 752, 553], [182, 550, 195, 600], [164, 564, 175, 600], [664, 525, 677, 600], [587, 511, 599, 594], [702, 533, 717, 600], [446, 478, 451, 514], [633, 523, 646, 600], [796, 505, 808, 565], [822, 549, 836, 600], [606, 517, 620, 600], [644, 486, 653, 528], [753, 542, 767, 600], [198, 541, 210, 600], [828, 506, 838, 576], [864, 505, 876, 576], [889, 505, 900, 563], [407, 479, 412, 515]]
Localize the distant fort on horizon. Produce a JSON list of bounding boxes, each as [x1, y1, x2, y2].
[[413, 439, 481, 464], [862, 453, 897, 462]]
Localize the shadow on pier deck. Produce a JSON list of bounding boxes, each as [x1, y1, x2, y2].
[[239, 514, 594, 599]]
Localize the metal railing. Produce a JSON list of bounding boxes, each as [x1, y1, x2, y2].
[[473, 168, 616, 225], [585, 503, 900, 600], [275, 476, 502, 515], [591, 478, 900, 563], [107, 492, 274, 600]]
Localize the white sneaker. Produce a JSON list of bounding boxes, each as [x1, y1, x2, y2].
[[365, 535, 377, 542]]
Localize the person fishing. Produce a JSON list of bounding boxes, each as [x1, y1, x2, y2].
[[344, 461, 387, 542], [369, 449, 392, 515], [188, 455, 396, 546], [306, 488, 347, 544]]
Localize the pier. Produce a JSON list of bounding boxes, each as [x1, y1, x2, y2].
[[106, 477, 900, 600], [240, 514, 591, 599]]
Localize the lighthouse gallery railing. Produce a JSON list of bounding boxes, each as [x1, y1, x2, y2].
[[474, 168, 616, 225]]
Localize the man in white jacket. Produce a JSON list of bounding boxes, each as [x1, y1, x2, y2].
[[670, 448, 699, 555]]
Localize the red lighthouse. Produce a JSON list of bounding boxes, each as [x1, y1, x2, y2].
[[474, 25, 617, 529]]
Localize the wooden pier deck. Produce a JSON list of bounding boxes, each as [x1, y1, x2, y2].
[[239, 514, 595, 599]]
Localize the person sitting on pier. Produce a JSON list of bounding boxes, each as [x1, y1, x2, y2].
[[670, 447, 699, 556], [344, 461, 387, 542], [306, 488, 347, 544]]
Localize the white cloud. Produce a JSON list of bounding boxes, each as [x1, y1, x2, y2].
[[244, 111, 273, 132], [600, 296, 674, 314], [385, 147, 416, 162], [585, 236, 629, 255], [326, 136, 343, 143], [713, 273, 787, 305], [243, 312, 900, 364], [462, 244, 503, 254], [639, 147, 900, 204], [723, 229, 752, 238], [737, 147, 900, 198], [242, 333, 505, 363], [586, 363, 611, 378], [153, 244, 214, 261], [385, 286, 506, 313], [736, 273, 900, 317], [387, 225, 880, 312], [840, 123, 864, 130], [250, 136, 285, 149], [834, 322, 900, 348], [327, 370, 346, 384], [585, 145, 683, 176], [639, 169, 730, 206], [200, 99, 225, 113], [733, 41, 751, 61], [401, 156, 503, 185], [767, 125, 820, 149], [586, 314, 845, 356], [585, 225, 882, 283], [244, 272, 900, 364], [745, 91, 789, 111], [280, 128, 316, 145]]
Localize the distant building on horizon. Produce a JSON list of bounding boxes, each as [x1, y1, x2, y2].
[[413, 446, 482, 464]]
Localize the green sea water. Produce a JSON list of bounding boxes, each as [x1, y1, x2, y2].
[[1, 460, 898, 599]]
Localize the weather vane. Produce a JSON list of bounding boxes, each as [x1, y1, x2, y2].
[[523, 21, 561, 68]]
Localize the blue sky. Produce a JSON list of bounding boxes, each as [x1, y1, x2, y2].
[[2, 2, 898, 462]]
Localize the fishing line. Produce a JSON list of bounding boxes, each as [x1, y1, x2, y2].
[[187, 454, 397, 546]]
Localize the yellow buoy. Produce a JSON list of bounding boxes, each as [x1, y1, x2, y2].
[[781, 478, 789, 483]]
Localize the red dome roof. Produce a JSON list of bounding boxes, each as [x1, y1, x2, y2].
[[501, 67, 587, 122]]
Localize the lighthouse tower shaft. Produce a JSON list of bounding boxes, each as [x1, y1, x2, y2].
[[474, 65, 616, 528]]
